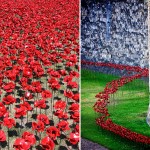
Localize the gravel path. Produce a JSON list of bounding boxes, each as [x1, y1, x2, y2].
[[81, 138, 108, 150]]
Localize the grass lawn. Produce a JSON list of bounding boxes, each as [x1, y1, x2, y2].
[[81, 69, 150, 150]]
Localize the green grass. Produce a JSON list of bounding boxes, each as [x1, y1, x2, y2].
[[81, 69, 150, 150]]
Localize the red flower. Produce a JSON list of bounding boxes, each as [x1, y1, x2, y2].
[[2, 95, 16, 105], [68, 132, 79, 145], [15, 106, 27, 118], [69, 103, 79, 112], [47, 68, 54, 74], [34, 99, 46, 109], [64, 90, 73, 99], [50, 70, 61, 78], [3, 82, 15, 93], [41, 136, 55, 150], [54, 100, 66, 110], [20, 77, 28, 86], [54, 110, 68, 119], [50, 81, 60, 90], [5, 70, 17, 81], [67, 81, 78, 89], [72, 93, 79, 102], [32, 121, 45, 132], [48, 77, 60, 90], [41, 90, 52, 99], [70, 71, 79, 78], [42, 59, 52, 66], [22, 131, 36, 146], [0, 130, 6, 142], [24, 92, 33, 100], [20, 102, 33, 111], [37, 114, 49, 125], [13, 138, 31, 150], [31, 81, 42, 93], [71, 112, 79, 123], [57, 121, 70, 131], [3, 117, 16, 128], [59, 70, 67, 76], [75, 124, 79, 133], [64, 75, 73, 83], [34, 66, 44, 77], [46, 126, 60, 140], [68, 54, 77, 64], [0, 102, 8, 117], [23, 68, 32, 78]]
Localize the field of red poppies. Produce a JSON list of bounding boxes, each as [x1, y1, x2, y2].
[[0, 0, 79, 149]]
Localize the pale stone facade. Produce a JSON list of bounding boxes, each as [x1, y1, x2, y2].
[[81, 0, 148, 68]]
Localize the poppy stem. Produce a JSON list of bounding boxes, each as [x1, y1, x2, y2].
[[46, 74, 47, 89], [66, 98, 69, 109], [36, 107, 37, 114], [9, 105, 11, 112]]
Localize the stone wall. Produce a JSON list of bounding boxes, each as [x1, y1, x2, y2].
[[81, 0, 148, 68]]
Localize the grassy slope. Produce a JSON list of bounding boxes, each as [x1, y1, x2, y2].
[[81, 69, 150, 150]]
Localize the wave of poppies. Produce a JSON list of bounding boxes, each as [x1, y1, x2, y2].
[[0, 0, 79, 149], [82, 60, 150, 144]]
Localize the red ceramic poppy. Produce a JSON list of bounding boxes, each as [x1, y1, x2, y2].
[[57, 120, 70, 131], [41, 136, 55, 150], [31, 81, 42, 93], [22, 131, 36, 145], [24, 92, 33, 100], [50, 70, 61, 78], [75, 124, 79, 133], [64, 90, 74, 99], [37, 114, 49, 125], [34, 99, 47, 109], [50, 81, 61, 90], [34, 66, 44, 77], [3, 117, 16, 128], [72, 93, 79, 102], [46, 126, 60, 140], [69, 103, 79, 112], [3, 82, 15, 93], [68, 132, 79, 145], [2, 95, 16, 105], [13, 138, 31, 150], [71, 111, 79, 123], [15, 106, 27, 118], [23, 68, 33, 78], [20, 102, 33, 111], [41, 90, 52, 99], [0, 102, 8, 117], [54, 100, 66, 110], [63, 75, 73, 83], [5, 70, 17, 81], [67, 81, 78, 89], [0, 130, 6, 142], [32, 121, 45, 132]]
